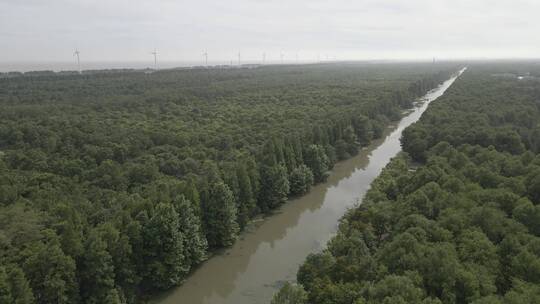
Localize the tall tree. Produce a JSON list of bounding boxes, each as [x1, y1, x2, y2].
[[271, 282, 308, 304], [0, 266, 12, 304], [142, 202, 186, 290], [203, 182, 239, 248], [23, 232, 79, 304], [289, 165, 314, 196], [304, 145, 330, 183], [173, 195, 208, 267], [98, 222, 140, 303], [79, 229, 116, 304], [258, 164, 290, 212], [236, 164, 256, 228], [4, 265, 34, 304]]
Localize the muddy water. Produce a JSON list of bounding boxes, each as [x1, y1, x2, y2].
[[155, 68, 466, 304]]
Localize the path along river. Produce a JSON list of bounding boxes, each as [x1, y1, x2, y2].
[[156, 68, 466, 304]]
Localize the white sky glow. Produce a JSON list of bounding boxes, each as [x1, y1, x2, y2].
[[1, 0, 539, 63]]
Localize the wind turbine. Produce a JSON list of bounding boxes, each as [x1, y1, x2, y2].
[[237, 51, 241, 66], [203, 50, 208, 66], [280, 53, 284, 64], [73, 49, 81, 74], [151, 48, 158, 70]]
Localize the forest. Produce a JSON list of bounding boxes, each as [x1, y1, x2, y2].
[[279, 63, 540, 304], [0, 63, 457, 303]]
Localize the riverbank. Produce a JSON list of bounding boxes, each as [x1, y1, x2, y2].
[[289, 64, 540, 303], [154, 69, 465, 304]]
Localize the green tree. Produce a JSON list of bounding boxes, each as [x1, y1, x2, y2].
[[98, 222, 140, 303], [4, 265, 34, 304], [236, 164, 256, 228], [513, 198, 540, 236], [23, 233, 78, 304], [142, 202, 186, 290], [271, 282, 308, 304], [526, 168, 540, 204], [173, 195, 208, 266], [371, 275, 424, 303], [103, 289, 122, 304], [184, 181, 202, 217], [402, 125, 429, 162], [334, 139, 350, 160], [80, 230, 116, 304], [289, 165, 314, 196], [0, 267, 12, 304], [258, 165, 290, 212], [50, 203, 84, 260], [203, 182, 239, 247], [304, 145, 330, 183], [343, 125, 359, 155]]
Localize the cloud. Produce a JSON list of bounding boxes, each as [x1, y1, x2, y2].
[[1, 0, 539, 63]]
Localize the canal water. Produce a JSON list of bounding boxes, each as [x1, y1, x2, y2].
[[156, 68, 466, 304]]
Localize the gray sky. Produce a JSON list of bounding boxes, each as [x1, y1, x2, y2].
[[1, 0, 539, 63]]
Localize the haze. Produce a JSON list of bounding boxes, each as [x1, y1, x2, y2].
[[1, 0, 539, 64]]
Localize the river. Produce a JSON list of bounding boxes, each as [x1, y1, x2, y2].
[[155, 68, 466, 304]]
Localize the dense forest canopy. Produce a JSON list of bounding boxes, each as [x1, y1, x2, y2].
[[284, 62, 540, 304], [0, 63, 458, 303]]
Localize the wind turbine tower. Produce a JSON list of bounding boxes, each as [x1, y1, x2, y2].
[[238, 51, 241, 66], [203, 50, 208, 66], [73, 49, 81, 74], [280, 53, 284, 64], [151, 49, 158, 70]]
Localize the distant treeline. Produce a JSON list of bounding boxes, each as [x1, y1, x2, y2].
[[0, 63, 456, 303], [282, 63, 540, 304]]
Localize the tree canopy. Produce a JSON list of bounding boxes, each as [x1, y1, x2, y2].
[[0, 63, 456, 303], [291, 63, 540, 304]]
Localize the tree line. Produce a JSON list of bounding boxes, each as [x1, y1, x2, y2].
[[0, 63, 456, 303], [280, 62, 540, 304]]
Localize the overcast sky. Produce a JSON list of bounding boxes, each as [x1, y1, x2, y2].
[[1, 0, 539, 63]]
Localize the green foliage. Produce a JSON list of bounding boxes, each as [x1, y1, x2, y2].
[[258, 165, 290, 212], [513, 198, 540, 236], [236, 164, 257, 228], [304, 145, 330, 183], [0, 63, 455, 302], [0, 267, 12, 304], [173, 195, 208, 266], [142, 202, 186, 290], [292, 64, 540, 303], [289, 165, 315, 196], [370, 274, 425, 303], [8, 265, 35, 304], [203, 182, 239, 247], [80, 230, 116, 303], [22, 233, 78, 304], [271, 282, 308, 304]]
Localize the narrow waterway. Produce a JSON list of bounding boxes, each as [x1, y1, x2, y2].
[[156, 68, 466, 304]]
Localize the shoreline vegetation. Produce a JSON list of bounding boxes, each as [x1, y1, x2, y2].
[[0, 63, 458, 303], [278, 63, 540, 304]]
